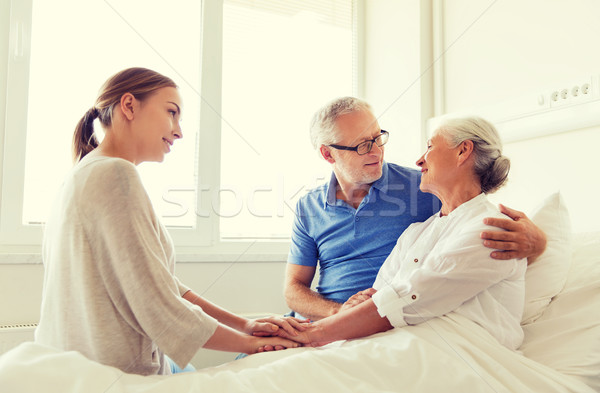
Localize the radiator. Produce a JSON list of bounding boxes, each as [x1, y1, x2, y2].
[[0, 324, 37, 355]]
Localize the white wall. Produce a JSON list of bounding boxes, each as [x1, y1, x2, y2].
[[363, 0, 434, 168], [442, 0, 600, 111], [441, 0, 600, 232], [362, 0, 600, 233]]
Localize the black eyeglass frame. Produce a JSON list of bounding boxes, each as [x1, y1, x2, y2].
[[328, 130, 389, 155]]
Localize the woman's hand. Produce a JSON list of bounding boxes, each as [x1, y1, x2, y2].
[[249, 336, 302, 354], [339, 288, 377, 313], [244, 316, 310, 338]]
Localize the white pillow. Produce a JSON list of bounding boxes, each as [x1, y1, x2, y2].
[[521, 192, 572, 325], [521, 233, 600, 390], [563, 232, 600, 291]]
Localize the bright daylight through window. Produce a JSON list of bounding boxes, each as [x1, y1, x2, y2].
[[220, 0, 355, 239], [23, 0, 201, 229], [20, 0, 356, 242]]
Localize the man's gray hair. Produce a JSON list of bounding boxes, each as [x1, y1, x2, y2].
[[309, 97, 373, 149], [437, 116, 510, 194]]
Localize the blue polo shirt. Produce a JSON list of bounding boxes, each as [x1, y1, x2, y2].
[[288, 162, 440, 304]]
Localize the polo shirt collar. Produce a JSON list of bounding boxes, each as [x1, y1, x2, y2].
[[325, 172, 339, 208], [324, 161, 390, 208], [370, 161, 390, 192]]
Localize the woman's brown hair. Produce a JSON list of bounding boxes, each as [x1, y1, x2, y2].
[[72, 67, 177, 162]]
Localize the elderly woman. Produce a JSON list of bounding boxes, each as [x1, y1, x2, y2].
[[288, 116, 526, 350]]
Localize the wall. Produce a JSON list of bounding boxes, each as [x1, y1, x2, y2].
[[441, 0, 600, 232], [362, 0, 600, 232], [363, 0, 434, 168]]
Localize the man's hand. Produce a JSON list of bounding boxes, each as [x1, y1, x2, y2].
[[339, 288, 377, 313], [481, 204, 547, 264], [245, 316, 309, 337]]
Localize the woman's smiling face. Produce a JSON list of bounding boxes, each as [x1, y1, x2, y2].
[[415, 131, 461, 197], [131, 86, 183, 163]]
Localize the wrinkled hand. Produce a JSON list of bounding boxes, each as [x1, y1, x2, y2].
[[246, 316, 310, 338], [339, 288, 377, 313], [481, 204, 547, 264], [272, 324, 329, 348]]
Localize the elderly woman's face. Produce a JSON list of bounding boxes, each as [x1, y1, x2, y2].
[[416, 132, 460, 196]]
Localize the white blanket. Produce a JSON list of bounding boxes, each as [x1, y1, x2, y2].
[[0, 313, 593, 393]]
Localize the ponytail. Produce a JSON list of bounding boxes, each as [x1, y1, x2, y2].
[[71, 68, 177, 163], [72, 107, 99, 162]]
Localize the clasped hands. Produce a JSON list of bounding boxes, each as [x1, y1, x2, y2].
[[248, 288, 378, 353], [245, 315, 312, 353]]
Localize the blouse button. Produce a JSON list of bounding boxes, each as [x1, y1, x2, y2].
[[411, 294, 417, 300], [413, 258, 419, 263]]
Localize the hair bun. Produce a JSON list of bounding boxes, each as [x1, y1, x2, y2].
[[481, 155, 510, 194]]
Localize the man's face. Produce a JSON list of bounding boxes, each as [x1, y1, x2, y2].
[[328, 109, 385, 187]]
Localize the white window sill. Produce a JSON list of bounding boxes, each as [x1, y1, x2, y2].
[[0, 241, 291, 265]]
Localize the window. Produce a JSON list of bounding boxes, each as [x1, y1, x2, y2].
[[220, 0, 355, 239], [0, 0, 360, 250], [22, 0, 202, 229]]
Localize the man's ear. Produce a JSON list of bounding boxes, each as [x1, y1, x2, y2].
[[119, 92, 136, 121], [457, 140, 474, 166], [320, 145, 335, 164]]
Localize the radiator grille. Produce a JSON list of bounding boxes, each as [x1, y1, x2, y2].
[[0, 323, 37, 355]]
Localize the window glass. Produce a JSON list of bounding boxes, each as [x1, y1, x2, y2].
[[22, 0, 201, 227], [220, 0, 355, 239]]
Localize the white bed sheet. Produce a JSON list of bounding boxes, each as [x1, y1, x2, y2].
[[0, 312, 594, 393]]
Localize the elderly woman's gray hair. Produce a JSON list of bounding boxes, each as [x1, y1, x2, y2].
[[436, 116, 510, 194], [309, 97, 373, 149]]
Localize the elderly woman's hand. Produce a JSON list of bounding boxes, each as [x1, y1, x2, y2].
[[269, 323, 330, 347], [480, 204, 547, 264], [339, 288, 377, 313], [245, 316, 309, 338]]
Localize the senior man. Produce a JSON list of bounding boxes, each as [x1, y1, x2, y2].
[[284, 97, 546, 321]]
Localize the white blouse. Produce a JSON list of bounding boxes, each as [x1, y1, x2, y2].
[[372, 193, 526, 349]]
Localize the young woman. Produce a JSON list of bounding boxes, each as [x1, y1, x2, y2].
[[35, 68, 302, 376]]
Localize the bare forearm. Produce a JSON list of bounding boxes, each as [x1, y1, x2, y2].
[[203, 325, 252, 352], [183, 290, 247, 332], [309, 299, 393, 344], [285, 283, 341, 321]]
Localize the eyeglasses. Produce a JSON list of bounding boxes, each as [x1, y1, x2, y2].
[[328, 130, 389, 155]]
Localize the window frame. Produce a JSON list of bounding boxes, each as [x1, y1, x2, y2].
[[0, 0, 364, 257]]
